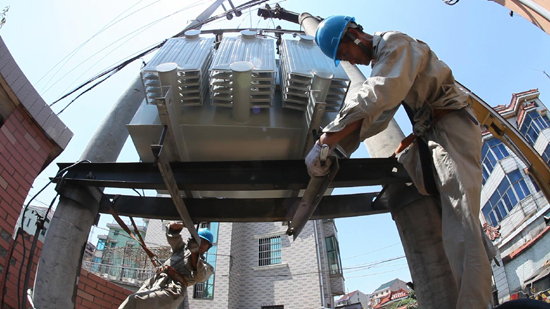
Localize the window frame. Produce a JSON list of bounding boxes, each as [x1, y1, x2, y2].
[[519, 110, 550, 146], [258, 236, 282, 267], [325, 236, 343, 275], [481, 138, 510, 185], [482, 170, 531, 226]]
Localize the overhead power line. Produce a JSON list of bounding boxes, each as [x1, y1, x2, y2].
[[50, 0, 271, 115]]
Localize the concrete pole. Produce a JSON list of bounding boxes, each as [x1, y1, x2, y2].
[[299, 13, 459, 309], [33, 2, 226, 307], [33, 76, 145, 308]]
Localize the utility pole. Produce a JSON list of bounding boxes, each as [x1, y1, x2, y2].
[[299, 13, 459, 309], [32, 1, 226, 307]]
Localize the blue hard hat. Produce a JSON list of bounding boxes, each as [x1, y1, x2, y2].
[[315, 15, 355, 66], [198, 228, 214, 245]]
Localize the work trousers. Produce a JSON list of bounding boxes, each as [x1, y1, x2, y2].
[[118, 273, 185, 309], [427, 107, 492, 309]]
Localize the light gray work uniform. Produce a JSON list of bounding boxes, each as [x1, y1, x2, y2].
[[118, 226, 213, 309], [325, 31, 494, 309]]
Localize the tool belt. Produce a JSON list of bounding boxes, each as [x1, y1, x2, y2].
[[393, 103, 477, 196], [159, 265, 189, 287]]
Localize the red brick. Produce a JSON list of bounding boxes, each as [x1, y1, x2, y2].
[[16, 185, 29, 200], [1, 193, 14, 208], [0, 131, 10, 146], [5, 185, 24, 204], [12, 171, 31, 190], [80, 269, 89, 276], [78, 275, 97, 289], [12, 130, 31, 150], [30, 161, 42, 174], [29, 147, 48, 164], [2, 293, 18, 309], [81, 298, 97, 309], [22, 159, 39, 177], [96, 283, 116, 296], [0, 153, 15, 175], [85, 284, 104, 298], [12, 108, 24, 122], [23, 173, 34, 186], [89, 272, 110, 284], [104, 293, 119, 304], [18, 119, 37, 138], [95, 297, 112, 308], [13, 146, 34, 165], [114, 291, 128, 300], [77, 289, 95, 302]]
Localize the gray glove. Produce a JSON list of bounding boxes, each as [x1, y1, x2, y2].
[[187, 238, 199, 253], [305, 141, 332, 177]]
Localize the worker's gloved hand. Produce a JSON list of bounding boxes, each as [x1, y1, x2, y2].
[[305, 141, 332, 177], [187, 238, 199, 253]]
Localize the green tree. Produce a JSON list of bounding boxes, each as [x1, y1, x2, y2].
[[390, 289, 418, 309]]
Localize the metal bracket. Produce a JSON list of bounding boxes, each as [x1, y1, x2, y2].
[[302, 90, 327, 157], [287, 156, 339, 239], [152, 142, 201, 245]]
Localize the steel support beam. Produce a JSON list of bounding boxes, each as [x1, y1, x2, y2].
[[55, 158, 409, 191], [154, 145, 201, 244], [101, 192, 387, 221]]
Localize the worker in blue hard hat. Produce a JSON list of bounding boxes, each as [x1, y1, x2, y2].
[[119, 222, 214, 309], [306, 15, 496, 309]]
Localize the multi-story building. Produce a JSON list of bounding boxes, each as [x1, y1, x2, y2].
[[86, 221, 149, 287], [336, 290, 371, 308], [369, 278, 409, 308], [15, 204, 52, 243], [478, 89, 550, 303], [143, 219, 345, 309]]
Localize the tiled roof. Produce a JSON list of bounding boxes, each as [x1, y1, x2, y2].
[[337, 290, 357, 302], [503, 226, 550, 264], [373, 279, 399, 293]]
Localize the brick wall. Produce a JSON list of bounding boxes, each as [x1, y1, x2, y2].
[[0, 105, 55, 309], [76, 269, 132, 309]]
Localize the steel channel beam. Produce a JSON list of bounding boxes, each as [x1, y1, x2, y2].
[[155, 147, 201, 244], [56, 158, 410, 190], [101, 192, 387, 221]]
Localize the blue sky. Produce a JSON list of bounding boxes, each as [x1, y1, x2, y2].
[[1, 0, 549, 297]]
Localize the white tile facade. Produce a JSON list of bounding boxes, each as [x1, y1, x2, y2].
[[144, 219, 344, 309], [480, 90, 550, 302]]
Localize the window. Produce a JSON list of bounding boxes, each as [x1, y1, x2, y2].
[[325, 236, 343, 275], [481, 138, 510, 185], [258, 236, 282, 266], [114, 230, 119, 236], [97, 239, 106, 251], [519, 111, 550, 146], [110, 242, 116, 248], [261, 306, 284, 309], [482, 170, 531, 226]]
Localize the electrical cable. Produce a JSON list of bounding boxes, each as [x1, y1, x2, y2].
[[50, 0, 270, 114], [38, 0, 153, 92], [51, 0, 209, 98], [1, 160, 90, 309]]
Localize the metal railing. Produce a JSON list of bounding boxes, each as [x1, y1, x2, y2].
[[82, 261, 156, 285]]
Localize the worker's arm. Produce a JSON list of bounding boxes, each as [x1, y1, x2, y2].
[[319, 119, 362, 148], [185, 240, 214, 284], [322, 32, 424, 150], [166, 222, 185, 252]]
